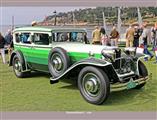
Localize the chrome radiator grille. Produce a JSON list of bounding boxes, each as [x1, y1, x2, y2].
[[112, 58, 136, 74]]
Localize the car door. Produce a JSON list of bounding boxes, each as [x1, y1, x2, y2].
[[30, 32, 52, 72], [14, 32, 33, 63]]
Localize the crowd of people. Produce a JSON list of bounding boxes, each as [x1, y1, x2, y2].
[[0, 21, 37, 64], [92, 25, 119, 46], [0, 30, 13, 64], [0, 22, 157, 64], [92, 22, 157, 63]]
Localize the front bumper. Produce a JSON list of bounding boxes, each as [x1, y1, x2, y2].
[[111, 76, 149, 92]]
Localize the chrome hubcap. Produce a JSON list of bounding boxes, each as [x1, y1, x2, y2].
[[85, 78, 99, 93], [52, 54, 63, 72], [83, 73, 100, 97], [14, 59, 22, 72]]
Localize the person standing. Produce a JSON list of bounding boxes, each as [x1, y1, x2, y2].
[[0, 32, 6, 64], [5, 29, 13, 62], [5, 29, 13, 45], [92, 26, 101, 45], [31, 21, 37, 26], [153, 22, 157, 64], [133, 26, 140, 47], [138, 25, 144, 45], [83, 32, 89, 44], [151, 25, 157, 51], [100, 27, 109, 45], [141, 23, 154, 61], [126, 25, 135, 47], [154, 48, 157, 64], [110, 26, 119, 46]]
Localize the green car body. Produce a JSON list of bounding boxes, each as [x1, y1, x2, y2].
[[10, 26, 149, 105], [12, 27, 101, 71]]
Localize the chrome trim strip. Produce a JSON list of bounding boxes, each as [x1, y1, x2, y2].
[[117, 71, 135, 78]]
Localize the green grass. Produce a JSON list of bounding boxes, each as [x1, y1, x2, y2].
[[0, 55, 157, 111]]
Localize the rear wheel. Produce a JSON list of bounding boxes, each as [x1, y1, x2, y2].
[[135, 61, 148, 89], [78, 66, 110, 105]]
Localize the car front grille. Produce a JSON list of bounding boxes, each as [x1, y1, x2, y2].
[[112, 57, 136, 75]]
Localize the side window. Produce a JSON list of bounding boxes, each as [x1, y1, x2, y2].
[[21, 33, 31, 44], [70, 32, 77, 41], [75, 32, 84, 42], [52, 32, 87, 43], [70, 32, 84, 42], [33, 33, 49, 45], [57, 32, 69, 42], [15, 33, 31, 44]]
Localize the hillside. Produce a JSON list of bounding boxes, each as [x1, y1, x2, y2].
[[39, 7, 157, 26]]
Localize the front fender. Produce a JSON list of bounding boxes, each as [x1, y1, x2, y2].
[[50, 58, 112, 81], [9, 50, 27, 71], [9, 51, 17, 66], [136, 54, 149, 76]]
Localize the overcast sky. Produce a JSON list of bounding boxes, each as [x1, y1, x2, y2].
[[0, 7, 94, 25]]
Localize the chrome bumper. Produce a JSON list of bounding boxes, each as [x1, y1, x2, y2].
[[111, 76, 149, 92]]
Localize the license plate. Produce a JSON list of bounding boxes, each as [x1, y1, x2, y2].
[[127, 80, 136, 89]]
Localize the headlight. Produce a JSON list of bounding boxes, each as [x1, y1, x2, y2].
[[124, 47, 136, 56], [101, 49, 116, 62]]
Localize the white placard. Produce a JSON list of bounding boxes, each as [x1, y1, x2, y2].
[[155, 50, 157, 56], [136, 47, 144, 54]]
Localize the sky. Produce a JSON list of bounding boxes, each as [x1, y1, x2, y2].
[[0, 7, 94, 25]]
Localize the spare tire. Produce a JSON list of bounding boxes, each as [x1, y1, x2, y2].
[[48, 47, 70, 78]]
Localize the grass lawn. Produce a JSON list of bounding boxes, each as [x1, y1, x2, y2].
[[0, 55, 157, 111]]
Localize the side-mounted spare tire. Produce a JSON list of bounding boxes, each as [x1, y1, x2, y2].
[[48, 47, 70, 78], [134, 60, 148, 89]]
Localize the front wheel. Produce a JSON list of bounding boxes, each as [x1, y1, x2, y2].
[[78, 66, 110, 105]]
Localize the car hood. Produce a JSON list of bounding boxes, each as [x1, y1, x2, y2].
[[52, 42, 117, 54]]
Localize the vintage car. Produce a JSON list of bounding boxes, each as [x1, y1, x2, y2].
[[9, 26, 149, 105]]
